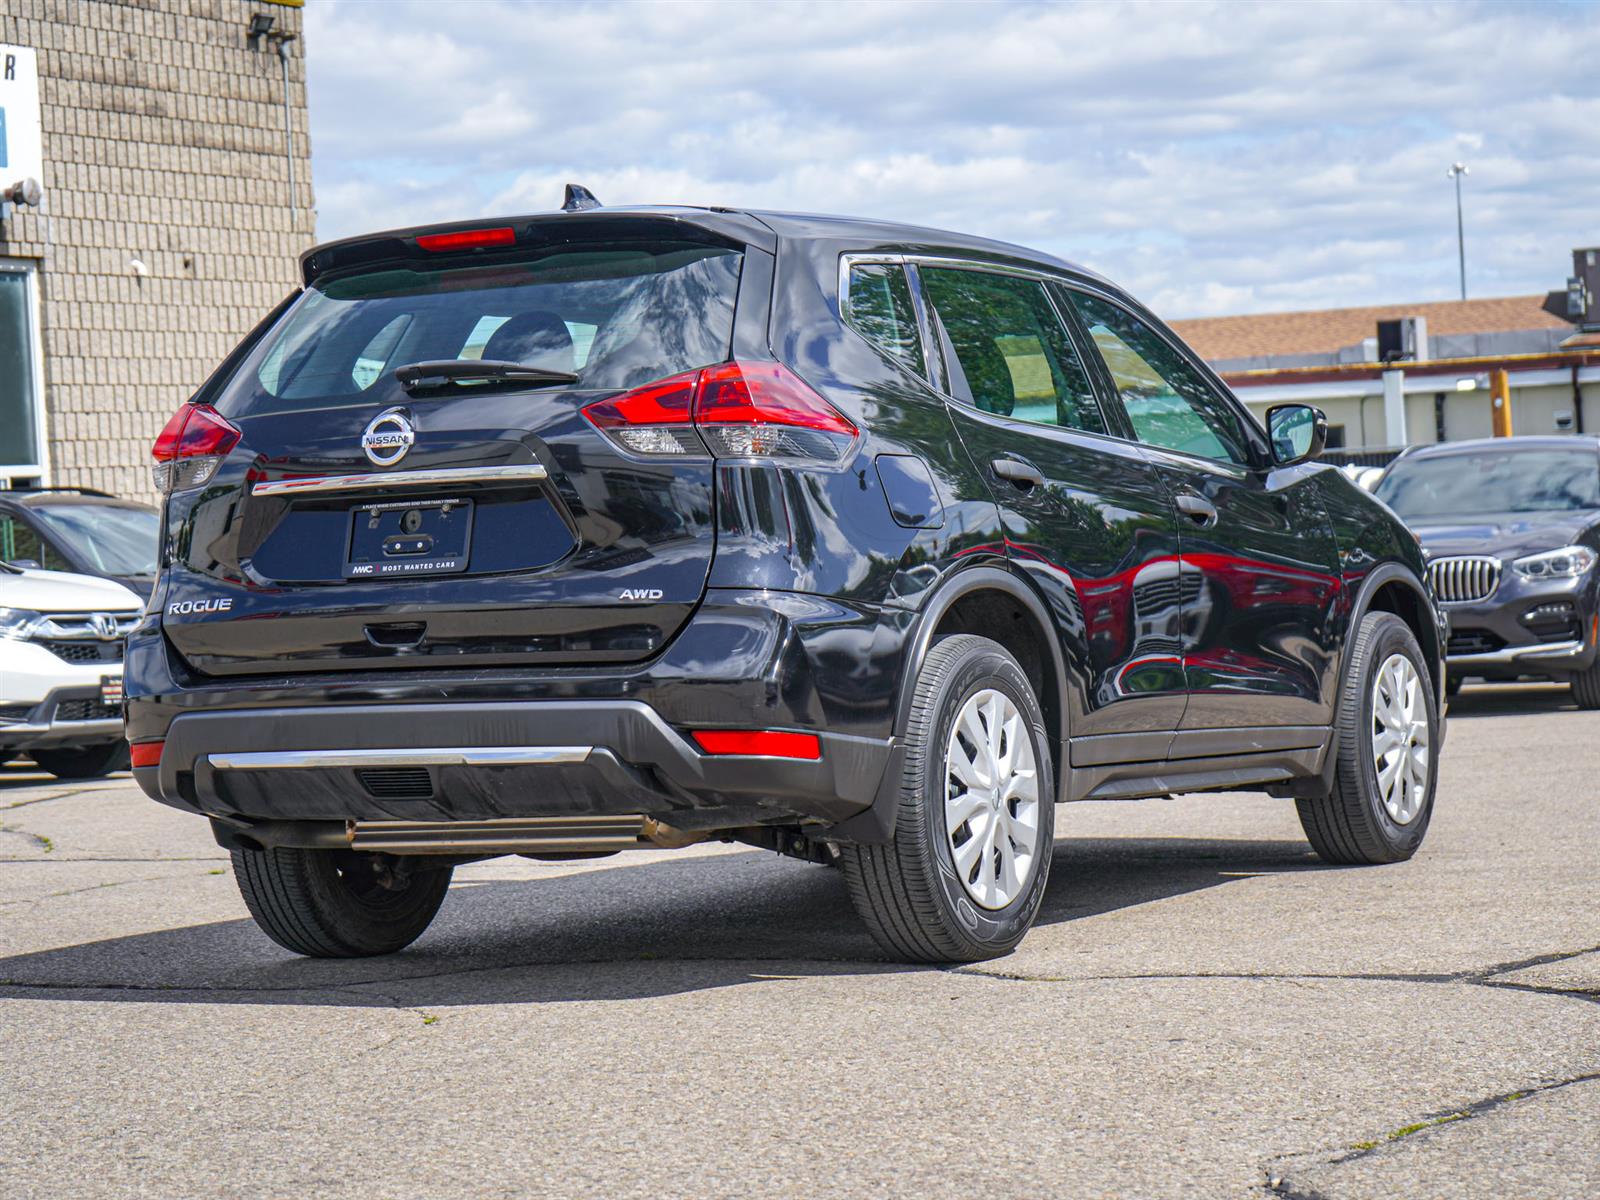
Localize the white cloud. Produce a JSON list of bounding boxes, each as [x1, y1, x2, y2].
[[304, 0, 1600, 318]]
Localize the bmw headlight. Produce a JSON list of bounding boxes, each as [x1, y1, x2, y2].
[[1512, 545, 1597, 579], [0, 608, 43, 640]]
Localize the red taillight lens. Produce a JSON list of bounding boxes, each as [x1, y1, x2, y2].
[[579, 370, 706, 456], [151, 404, 241, 493], [691, 730, 822, 760], [580, 360, 856, 463], [415, 226, 516, 252], [695, 361, 856, 436], [128, 740, 164, 769]]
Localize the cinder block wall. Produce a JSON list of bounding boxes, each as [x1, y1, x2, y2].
[[0, 0, 312, 501]]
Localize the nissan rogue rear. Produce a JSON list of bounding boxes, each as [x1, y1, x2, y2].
[[127, 192, 1445, 963]]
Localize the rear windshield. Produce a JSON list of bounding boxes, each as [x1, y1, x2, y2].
[[1375, 449, 1600, 518], [214, 242, 742, 416]]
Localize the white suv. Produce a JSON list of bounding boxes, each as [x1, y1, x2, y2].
[[1, 564, 142, 778]]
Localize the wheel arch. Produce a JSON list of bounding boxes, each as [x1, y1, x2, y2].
[[1350, 562, 1444, 703], [827, 564, 1071, 844]]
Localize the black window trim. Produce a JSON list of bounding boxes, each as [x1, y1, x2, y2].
[[888, 252, 1271, 472]]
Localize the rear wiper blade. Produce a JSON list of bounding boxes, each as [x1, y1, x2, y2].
[[394, 359, 580, 391]]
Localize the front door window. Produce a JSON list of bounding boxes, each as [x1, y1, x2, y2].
[[1064, 289, 1250, 465]]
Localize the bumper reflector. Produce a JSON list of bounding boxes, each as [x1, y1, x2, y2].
[[129, 740, 164, 768], [691, 730, 822, 760]]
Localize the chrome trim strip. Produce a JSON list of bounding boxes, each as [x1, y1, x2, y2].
[[1447, 638, 1585, 665], [347, 815, 648, 855], [208, 746, 592, 770], [251, 463, 548, 498]]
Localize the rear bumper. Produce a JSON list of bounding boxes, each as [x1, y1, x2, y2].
[[134, 699, 890, 829], [125, 587, 905, 833]]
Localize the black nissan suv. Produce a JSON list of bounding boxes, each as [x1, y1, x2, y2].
[[126, 193, 1446, 963]]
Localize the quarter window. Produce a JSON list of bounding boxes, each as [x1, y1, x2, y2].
[[844, 263, 925, 376], [920, 268, 1105, 435], [1065, 291, 1249, 465]]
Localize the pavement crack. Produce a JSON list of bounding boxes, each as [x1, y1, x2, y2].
[[0, 825, 54, 854], [1, 790, 91, 812], [950, 965, 1600, 1008], [0, 855, 228, 863], [1280, 1068, 1600, 1184], [0, 865, 230, 912]]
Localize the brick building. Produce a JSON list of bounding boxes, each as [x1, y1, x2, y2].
[[0, 0, 311, 498]]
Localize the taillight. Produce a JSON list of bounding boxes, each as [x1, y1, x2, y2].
[[151, 403, 242, 493], [581, 360, 857, 464], [415, 226, 516, 252], [580, 370, 706, 456]]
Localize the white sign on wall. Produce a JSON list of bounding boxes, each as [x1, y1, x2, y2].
[[0, 45, 43, 194]]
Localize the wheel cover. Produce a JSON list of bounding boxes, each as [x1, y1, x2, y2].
[[1370, 652, 1430, 825], [944, 688, 1041, 910]]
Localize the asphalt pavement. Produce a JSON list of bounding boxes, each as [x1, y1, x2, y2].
[[2, 683, 1596, 1198]]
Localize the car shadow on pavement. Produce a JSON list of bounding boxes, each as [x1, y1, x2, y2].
[[0, 835, 1326, 1008]]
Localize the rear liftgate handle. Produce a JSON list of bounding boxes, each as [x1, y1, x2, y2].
[[991, 457, 1045, 492], [1174, 492, 1219, 528]]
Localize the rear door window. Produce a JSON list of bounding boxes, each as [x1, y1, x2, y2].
[[228, 243, 743, 415], [920, 267, 1106, 435], [843, 262, 925, 376]]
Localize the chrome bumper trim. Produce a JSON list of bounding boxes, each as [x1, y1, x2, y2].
[[347, 815, 648, 855], [207, 746, 592, 770], [251, 463, 548, 498], [1447, 638, 1587, 666]]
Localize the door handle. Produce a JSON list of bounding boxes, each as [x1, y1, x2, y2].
[[991, 457, 1044, 491], [1174, 493, 1218, 526]]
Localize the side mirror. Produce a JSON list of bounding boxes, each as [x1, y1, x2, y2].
[[1267, 404, 1327, 466], [9, 559, 42, 570]]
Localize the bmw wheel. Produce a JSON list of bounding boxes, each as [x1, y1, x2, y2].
[[839, 634, 1055, 963]]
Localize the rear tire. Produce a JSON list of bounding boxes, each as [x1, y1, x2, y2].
[[30, 742, 130, 779], [231, 847, 452, 957], [1296, 613, 1437, 865], [1571, 662, 1600, 709], [838, 634, 1054, 963]]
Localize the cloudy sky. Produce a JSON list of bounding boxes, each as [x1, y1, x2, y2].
[[303, 0, 1600, 320]]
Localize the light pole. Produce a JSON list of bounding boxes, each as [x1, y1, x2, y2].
[[1448, 162, 1468, 301]]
